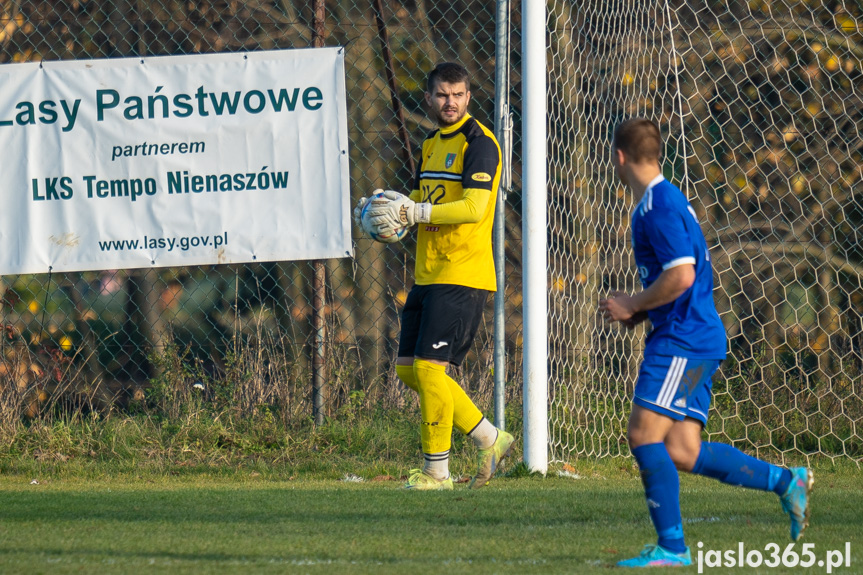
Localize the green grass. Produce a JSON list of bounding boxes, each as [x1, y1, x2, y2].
[[0, 406, 528, 482], [0, 469, 860, 574], [0, 410, 860, 573]]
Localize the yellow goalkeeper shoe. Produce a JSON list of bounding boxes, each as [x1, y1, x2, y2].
[[404, 469, 454, 491], [469, 430, 515, 489]]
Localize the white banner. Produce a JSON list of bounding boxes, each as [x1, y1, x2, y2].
[[0, 48, 351, 275]]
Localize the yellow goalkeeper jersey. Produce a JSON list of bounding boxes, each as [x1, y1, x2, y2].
[[408, 113, 501, 291]]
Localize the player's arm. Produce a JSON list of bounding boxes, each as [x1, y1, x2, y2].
[[425, 187, 490, 224], [367, 186, 489, 229], [622, 311, 649, 330], [606, 290, 648, 329], [367, 133, 499, 229], [599, 265, 694, 323], [600, 205, 696, 324], [426, 133, 499, 223]]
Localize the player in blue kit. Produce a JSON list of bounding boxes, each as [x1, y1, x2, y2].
[[599, 118, 813, 568]]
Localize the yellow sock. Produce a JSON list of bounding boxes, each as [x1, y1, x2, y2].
[[395, 363, 419, 393], [443, 370, 484, 436], [413, 359, 454, 454]]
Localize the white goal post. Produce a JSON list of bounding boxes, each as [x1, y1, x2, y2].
[[522, 0, 549, 474]]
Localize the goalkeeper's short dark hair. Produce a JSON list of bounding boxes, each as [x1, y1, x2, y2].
[[427, 62, 471, 93], [613, 118, 662, 164]]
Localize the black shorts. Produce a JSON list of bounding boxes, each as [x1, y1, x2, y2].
[[397, 284, 490, 366]]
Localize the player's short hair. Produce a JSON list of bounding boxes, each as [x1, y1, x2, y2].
[[427, 62, 471, 93], [613, 118, 662, 163]]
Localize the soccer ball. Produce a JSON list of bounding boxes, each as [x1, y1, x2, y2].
[[360, 192, 409, 244]]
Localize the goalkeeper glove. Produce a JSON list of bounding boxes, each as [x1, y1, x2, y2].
[[367, 189, 432, 229], [353, 196, 369, 230]]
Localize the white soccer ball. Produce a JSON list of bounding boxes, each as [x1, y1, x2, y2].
[[361, 192, 409, 244]]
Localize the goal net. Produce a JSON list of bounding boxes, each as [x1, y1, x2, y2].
[[546, 0, 863, 465]]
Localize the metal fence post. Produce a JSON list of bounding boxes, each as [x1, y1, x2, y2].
[[312, 0, 327, 426], [493, 0, 512, 431]]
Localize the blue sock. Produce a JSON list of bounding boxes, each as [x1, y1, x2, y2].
[[692, 442, 792, 495], [631, 443, 686, 554]]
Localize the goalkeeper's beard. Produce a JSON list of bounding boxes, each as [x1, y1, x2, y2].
[[433, 106, 466, 127]]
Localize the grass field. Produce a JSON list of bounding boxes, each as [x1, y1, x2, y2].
[[0, 466, 860, 574]]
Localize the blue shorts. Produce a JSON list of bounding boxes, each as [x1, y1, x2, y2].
[[633, 355, 721, 425]]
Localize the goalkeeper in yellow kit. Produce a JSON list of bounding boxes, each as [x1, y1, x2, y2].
[[354, 62, 515, 490]]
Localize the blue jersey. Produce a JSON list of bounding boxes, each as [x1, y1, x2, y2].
[[631, 176, 726, 359]]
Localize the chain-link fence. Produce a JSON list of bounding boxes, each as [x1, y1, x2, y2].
[[1, 0, 861, 465], [0, 0, 521, 430], [548, 0, 862, 465]]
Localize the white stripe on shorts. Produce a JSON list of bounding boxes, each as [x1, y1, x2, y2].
[[657, 356, 687, 408]]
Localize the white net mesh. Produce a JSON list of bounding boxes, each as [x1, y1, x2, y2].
[[547, 0, 863, 465]]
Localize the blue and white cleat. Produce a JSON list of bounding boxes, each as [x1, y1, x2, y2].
[[617, 544, 691, 568], [780, 467, 813, 541]]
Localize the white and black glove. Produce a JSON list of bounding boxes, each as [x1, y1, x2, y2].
[[352, 196, 369, 230], [366, 189, 432, 231]]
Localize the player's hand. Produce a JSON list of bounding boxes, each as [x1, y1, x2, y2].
[[598, 291, 638, 324], [367, 189, 431, 229], [622, 310, 649, 330], [353, 196, 369, 229]]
